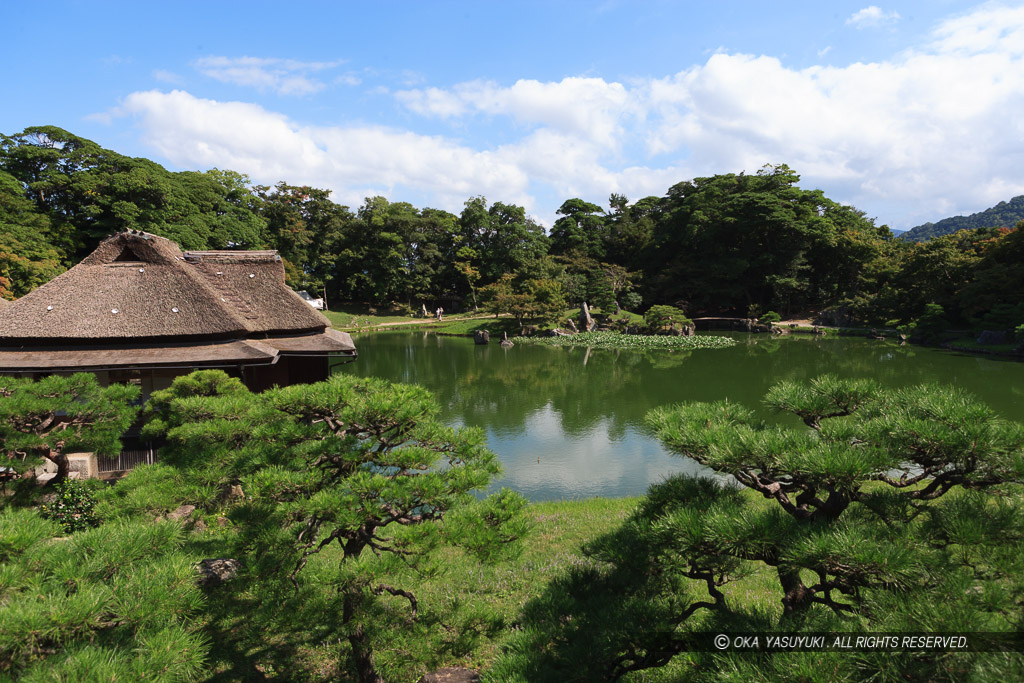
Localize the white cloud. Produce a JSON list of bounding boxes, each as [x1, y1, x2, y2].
[[334, 73, 362, 86], [153, 69, 184, 85], [397, 77, 639, 148], [929, 3, 1024, 55], [846, 6, 901, 29], [193, 56, 345, 96], [109, 4, 1024, 229], [389, 4, 1024, 227], [114, 90, 532, 213]]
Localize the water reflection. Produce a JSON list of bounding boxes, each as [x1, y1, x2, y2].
[[339, 333, 1024, 501]]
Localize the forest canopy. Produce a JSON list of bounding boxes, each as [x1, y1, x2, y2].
[[2, 125, 1022, 332]]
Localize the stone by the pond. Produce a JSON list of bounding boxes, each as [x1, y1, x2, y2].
[[977, 330, 1008, 345], [579, 302, 595, 332], [474, 329, 490, 345], [197, 558, 240, 587], [417, 667, 481, 683], [500, 332, 514, 347]]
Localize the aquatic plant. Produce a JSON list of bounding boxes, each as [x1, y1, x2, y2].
[[517, 331, 735, 350]]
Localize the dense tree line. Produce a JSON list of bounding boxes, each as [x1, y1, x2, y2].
[[901, 195, 1024, 243], [2, 126, 1023, 333]]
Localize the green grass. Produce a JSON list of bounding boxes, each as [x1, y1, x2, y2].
[[943, 336, 1021, 354], [322, 308, 428, 328], [188, 496, 643, 682], [327, 305, 648, 336]]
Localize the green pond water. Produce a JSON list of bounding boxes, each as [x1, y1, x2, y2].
[[337, 331, 1024, 501]]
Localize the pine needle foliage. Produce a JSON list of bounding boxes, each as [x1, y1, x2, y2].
[[497, 376, 1024, 681], [137, 369, 529, 683], [0, 508, 208, 681], [0, 373, 139, 486]]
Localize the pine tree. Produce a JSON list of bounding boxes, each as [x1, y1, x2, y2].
[[138, 370, 528, 682], [0, 373, 138, 485]]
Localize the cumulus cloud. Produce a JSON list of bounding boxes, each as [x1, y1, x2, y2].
[[114, 90, 532, 213], [929, 3, 1024, 54], [846, 6, 901, 28], [390, 3, 1024, 227], [111, 4, 1024, 229], [397, 77, 639, 148], [193, 56, 344, 96]]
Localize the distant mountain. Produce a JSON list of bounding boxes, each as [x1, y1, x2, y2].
[[901, 196, 1024, 242]]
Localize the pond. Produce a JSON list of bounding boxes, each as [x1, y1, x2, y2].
[[337, 331, 1024, 501]]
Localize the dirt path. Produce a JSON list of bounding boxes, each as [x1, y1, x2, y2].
[[355, 314, 507, 328]]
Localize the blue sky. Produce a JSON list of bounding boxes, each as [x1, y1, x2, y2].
[[4, 1, 1023, 229]]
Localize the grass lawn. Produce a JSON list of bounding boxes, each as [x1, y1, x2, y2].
[[197, 497, 646, 681], [942, 335, 1021, 354], [328, 305, 647, 338]]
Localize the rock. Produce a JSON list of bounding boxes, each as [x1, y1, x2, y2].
[[500, 332, 514, 347], [167, 504, 196, 521], [682, 323, 695, 336], [522, 325, 539, 336], [548, 328, 573, 337], [579, 302, 595, 332], [216, 516, 230, 527], [196, 558, 240, 587], [977, 330, 1008, 345], [771, 326, 787, 335], [192, 518, 207, 532], [417, 667, 481, 683], [567, 318, 579, 333], [228, 484, 245, 501], [473, 329, 490, 345], [421, 303, 429, 318]]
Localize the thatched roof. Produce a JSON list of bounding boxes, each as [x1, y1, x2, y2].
[[0, 231, 330, 345], [0, 231, 356, 372]]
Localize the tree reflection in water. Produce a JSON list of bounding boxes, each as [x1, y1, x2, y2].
[[336, 332, 1024, 500]]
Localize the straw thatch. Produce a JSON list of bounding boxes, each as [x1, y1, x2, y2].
[[0, 231, 355, 372], [0, 231, 330, 344]]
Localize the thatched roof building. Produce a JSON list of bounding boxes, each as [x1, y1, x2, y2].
[[0, 231, 355, 389]]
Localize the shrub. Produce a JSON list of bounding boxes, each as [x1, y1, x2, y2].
[[758, 310, 782, 324], [643, 304, 691, 333], [914, 302, 949, 341], [40, 478, 101, 533]]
